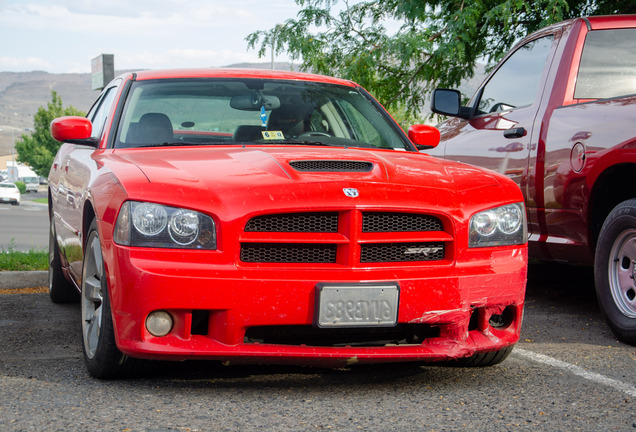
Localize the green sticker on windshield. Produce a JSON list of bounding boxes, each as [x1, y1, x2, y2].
[[262, 131, 284, 140]]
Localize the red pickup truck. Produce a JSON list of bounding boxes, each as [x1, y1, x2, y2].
[[427, 15, 636, 344]]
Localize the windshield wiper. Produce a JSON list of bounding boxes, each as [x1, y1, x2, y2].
[[137, 141, 227, 148], [246, 138, 336, 147]]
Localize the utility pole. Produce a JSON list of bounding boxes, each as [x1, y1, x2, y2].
[[271, 24, 282, 70]]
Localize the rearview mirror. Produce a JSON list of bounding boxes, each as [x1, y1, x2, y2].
[[230, 91, 281, 111]]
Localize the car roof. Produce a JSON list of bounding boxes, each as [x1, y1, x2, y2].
[[125, 68, 359, 88], [587, 14, 636, 30]]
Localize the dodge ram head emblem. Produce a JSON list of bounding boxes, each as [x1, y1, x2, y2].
[[343, 188, 359, 197]]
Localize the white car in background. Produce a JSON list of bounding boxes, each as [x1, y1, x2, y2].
[[22, 176, 39, 192], [0, 182, 20, 205]]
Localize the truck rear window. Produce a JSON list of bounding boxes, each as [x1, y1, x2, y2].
[[575, 28, 636, 100]]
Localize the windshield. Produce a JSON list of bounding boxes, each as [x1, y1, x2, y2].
[[114, 78, 412, 151]]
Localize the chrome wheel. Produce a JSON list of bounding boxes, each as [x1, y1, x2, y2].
[[608, 229, 636, 319], [595, 199, 636, 345], [81, 229, 104, 360]]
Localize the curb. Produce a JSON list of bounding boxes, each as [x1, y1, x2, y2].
[[0, 271, 48, 289]]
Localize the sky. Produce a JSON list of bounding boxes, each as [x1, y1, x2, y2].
[[0, 0, 304, 73]]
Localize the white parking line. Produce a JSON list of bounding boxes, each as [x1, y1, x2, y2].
[[514, 348, 636, 397]]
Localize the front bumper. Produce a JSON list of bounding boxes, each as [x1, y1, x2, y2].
[[105, 245, 527, 366]]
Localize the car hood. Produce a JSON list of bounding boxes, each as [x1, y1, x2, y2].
[[104, 146, 505, 215]]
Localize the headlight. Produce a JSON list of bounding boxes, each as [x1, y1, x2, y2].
[[469, 203, 526, 247], [114, 201, 216, 249]]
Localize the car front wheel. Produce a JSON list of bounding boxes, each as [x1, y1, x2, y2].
[[455, 345, 514, 367], [81, 219, 138, 378], [595, 199, 636, 345]]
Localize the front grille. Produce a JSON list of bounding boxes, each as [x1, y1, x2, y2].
[[244, 324, 440, 347], [241, 243, 337, 263], [361, 242, 445, 263], [245, 212, 338, 232], [363, 212, 443, 232], [240, 211, 450, 265], [289, 160, 374, 172]]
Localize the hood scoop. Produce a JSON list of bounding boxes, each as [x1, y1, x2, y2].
[[289, 160, 374, 172]]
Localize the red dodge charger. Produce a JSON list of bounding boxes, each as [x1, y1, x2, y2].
[[48, 69, 527, 378]]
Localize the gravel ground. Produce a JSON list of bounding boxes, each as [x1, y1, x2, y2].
[[0, 271, 47, 290]]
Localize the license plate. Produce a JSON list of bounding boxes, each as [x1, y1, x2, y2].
[[315, 283, 399, 328]]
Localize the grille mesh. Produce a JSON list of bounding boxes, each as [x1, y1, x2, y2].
[[245, 212, 338, 232], [362, 212, 443, 232], [361, 242, 445, 263], [290, 160, 373, 172], [241, 211, 449, 264], [241, 243, 337, 263]]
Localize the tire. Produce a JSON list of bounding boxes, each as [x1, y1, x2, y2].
[[81, 219, 138, 379], [594, 199, 636, 345], [48, 217, 79, 303], [454, 345, 514, 367]]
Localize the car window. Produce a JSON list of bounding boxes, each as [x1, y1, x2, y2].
[[114, 78, 411, 151], [574, 28, 636, 100], [476, 35, 554, 115], [88, 86, 118, 139]]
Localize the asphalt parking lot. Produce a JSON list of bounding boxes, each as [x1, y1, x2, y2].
[[0, 187, 48, 252], [1, 263, 635, 431]]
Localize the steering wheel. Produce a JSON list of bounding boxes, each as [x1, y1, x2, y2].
[[490, 102, 515, 113], [298, 131, 331, 138]]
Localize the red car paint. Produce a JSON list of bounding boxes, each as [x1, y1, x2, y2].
[[429, 15, 636, 344], [48, 69, 526, 376]]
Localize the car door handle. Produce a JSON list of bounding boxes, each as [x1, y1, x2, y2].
[[503, 127, 526, 139]]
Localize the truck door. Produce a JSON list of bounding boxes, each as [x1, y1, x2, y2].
[[433, 35, 557, 226]]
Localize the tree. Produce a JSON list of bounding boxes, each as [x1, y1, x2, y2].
[[15, 91, 85, 178], [247, 0, 635, 116]]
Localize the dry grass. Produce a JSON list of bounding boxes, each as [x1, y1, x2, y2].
[[0, 286, 48, 295]]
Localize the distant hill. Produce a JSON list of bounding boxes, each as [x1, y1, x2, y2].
[[0, 62, 484, 156], [0, 71, 97, 155], [0, 63, 301, 156]]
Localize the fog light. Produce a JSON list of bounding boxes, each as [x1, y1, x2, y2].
[[146, 311, 173, 337], [489, 306, 514, 329]]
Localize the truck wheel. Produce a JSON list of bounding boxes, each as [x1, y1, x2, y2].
[[82, 219, 138, 379], [49, 217, 79, 303], [595, 199, 636, 345]]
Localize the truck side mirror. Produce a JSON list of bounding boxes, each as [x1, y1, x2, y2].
[[431, 89, 469, 119]]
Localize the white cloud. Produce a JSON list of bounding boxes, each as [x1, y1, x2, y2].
[[0, 56, 51, 70], [0, 0, 302, 73]]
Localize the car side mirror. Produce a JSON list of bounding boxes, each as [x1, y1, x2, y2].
[[50, 116, 98, 147], [408, 124, 440, 150], [431, 89, 469, 119]]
